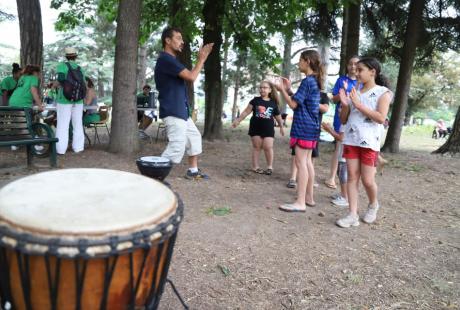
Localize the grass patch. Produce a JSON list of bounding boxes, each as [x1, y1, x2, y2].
[[218, 264, 231, 277], [403, 125, 434, 136], [346, 273, 363, 284], [206, 206, 232, 216], [388, 159, 425, 172]]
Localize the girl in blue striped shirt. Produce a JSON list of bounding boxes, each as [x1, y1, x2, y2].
[[275, 50, 325, 212]]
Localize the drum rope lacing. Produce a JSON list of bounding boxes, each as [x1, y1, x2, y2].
[[0, 195, 184, 259], [0, 194, 188, 310]]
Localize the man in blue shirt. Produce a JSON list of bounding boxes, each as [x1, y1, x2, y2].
[[154, 27, 213, 180]]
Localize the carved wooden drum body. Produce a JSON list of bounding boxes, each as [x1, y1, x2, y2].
[[0, 169, 183, 310]]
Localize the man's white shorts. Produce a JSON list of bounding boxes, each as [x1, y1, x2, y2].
[[161, 116, 202, 164]]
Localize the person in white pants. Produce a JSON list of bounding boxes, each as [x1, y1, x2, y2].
[[55, 47, 86, 154], [56, 103, 84, 154]]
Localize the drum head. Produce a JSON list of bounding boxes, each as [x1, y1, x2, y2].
[[0, 169, 177, 236], [139, 156, 170, 164]]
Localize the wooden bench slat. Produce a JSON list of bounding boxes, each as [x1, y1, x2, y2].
[[0, 123, 30, 129], [0, 110, 27, 116], [0, 129, 33, 136], [0, 107, 57, 167], [0, 136, 33, 142], [0, 137, 58, 145], [0, 118, 28, 123]]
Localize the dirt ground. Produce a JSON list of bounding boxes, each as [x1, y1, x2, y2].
[[0, 123, 459, 310]]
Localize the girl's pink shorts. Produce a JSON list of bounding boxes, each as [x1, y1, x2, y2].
[[290, 138, 317, 150]]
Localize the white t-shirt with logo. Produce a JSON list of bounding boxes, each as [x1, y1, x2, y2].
[[343, 85, 392, 152]]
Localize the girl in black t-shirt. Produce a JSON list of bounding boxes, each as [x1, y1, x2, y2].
[[232, 81, 284, 175]]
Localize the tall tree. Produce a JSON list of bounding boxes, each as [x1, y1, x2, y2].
[[168, 0, 201, 111], [16, 0, 43, 68], [381, 0, 425, 153], [339, 1, 361, 75], [362, 0, 460, 152], [109, 0, 142, 153], [202, 0, 225, 140], [137, 43, 148, 89], [280, 31, 293, 113], [300, 1, 340, 86]]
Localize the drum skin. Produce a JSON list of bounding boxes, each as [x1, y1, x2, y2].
[[0, 169, 182, 310], [4, 239, 171, 309]]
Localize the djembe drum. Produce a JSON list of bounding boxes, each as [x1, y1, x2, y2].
[[136, 156, 172, 182], [0, 168, 183, 310]]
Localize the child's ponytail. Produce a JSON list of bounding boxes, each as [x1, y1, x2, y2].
[[300, 50, 325, 90], [375, 73, 391, 88]]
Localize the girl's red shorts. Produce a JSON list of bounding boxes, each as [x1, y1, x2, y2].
[[343, 145, 379, 167]]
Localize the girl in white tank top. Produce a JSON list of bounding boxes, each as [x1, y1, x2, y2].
[[335, 57, 393, 228]]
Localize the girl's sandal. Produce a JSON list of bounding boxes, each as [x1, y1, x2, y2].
[[252, 168, 264, 174], [264, 168, 273, 175]]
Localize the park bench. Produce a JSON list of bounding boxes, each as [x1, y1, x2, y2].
[[0, 107, 58, 167]]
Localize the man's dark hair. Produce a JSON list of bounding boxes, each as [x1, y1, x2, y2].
[[66, 55, 77, 61], [161, 26, 182, 48], [143, 84, 151, 90]]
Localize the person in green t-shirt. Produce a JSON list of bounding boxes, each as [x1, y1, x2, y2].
[[55, 47, 87, 155], [1, 63, 22, 106], [8, 65, 43, 111], [137, 84, 157, 138]]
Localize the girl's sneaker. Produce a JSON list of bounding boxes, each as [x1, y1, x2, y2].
[[331, 196, 349, 207], [286, 179, 296, 188], [330, 192, 341, 200], [336, 213, 359, 228], [363, 203, 380, 224]]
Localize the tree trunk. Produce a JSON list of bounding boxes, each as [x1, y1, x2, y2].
[[109, 0, 142, 154], [137, 43, 148, 89], [16, 0, 43, 69], [339, 2, 360, 76], [382, 0, 425, 153], [433, 106, 460, 154], [317, 3, 331, 89], [202, 0, 225, 140], [281, 32, 293, 113], [231, 61, 242, 123], [222, 34, 230, 119], [169, 0, 195, 112], [338, 5, 349, 76], [97, 72, 105, 98], [345, 1, 360, 64], [318, 41, 330, 89]]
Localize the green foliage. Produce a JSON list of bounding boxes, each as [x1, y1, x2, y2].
[[43, 16, 116, 97], [0, 10, 15, 22], [206, 206, 232, 216], [299, 1, 341, 44], [383, 52, 459, 122], [51, 0, 100, 31], [361, 0, 460, 67]]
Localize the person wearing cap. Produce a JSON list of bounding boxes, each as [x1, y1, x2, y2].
[[55, 47, 87, 154]]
